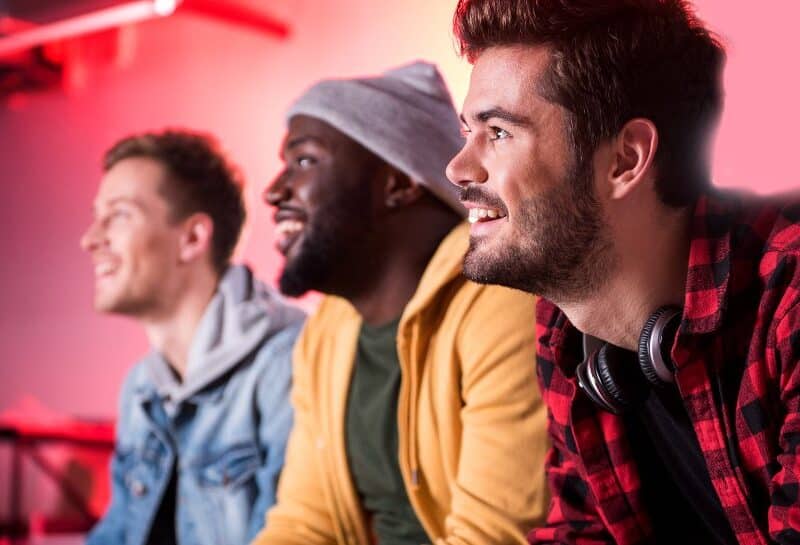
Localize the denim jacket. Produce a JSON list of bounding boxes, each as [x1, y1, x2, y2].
[[87, 265, 305, 545]]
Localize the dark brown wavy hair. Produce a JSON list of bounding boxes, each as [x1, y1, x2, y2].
[[454, 0, 725, 206]]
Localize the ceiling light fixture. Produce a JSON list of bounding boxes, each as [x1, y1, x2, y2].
[[0, 0, 181, 58]]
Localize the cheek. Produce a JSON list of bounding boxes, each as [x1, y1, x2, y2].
[[292, 172, 321, 206], [489, 152, 537, 210], [121, 228, 179, 273], [144, 233, 180, 268], [502, 145, 568, 209]]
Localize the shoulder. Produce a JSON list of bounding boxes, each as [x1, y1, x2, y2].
[[761, 194, 800, 253], [113, 357, 155, 437], [760, 196, 800, 277], [719, 190, 800, 255], [250, 319, 304, 379], [701, 191, 800, 324], [746, 194, 800, 321], [118, 357, 154, 401]]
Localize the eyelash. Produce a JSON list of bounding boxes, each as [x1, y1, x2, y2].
[[489, 126, 511, 141]]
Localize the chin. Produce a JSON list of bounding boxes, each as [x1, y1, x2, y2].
[[277, 237, 335, 298], [94, 293, 121, 313], [277, 266, 311, 298], [94, 285, 142, 315], [94, 300, 116, 314], [463, 233, 500, 277], [462, 248, 499, 285]]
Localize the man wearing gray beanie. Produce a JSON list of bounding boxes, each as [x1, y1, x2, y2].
[[252, 61, 548, 545]]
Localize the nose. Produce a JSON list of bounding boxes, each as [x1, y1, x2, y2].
[[446, 140, 487, 188], [80, 219, 104, 253], [263, 172, 291, 207]]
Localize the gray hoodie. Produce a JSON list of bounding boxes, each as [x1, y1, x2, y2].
[[88, 264, 305, 545], [145, 264, 305, 405]]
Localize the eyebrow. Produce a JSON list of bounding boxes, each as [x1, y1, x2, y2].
[[93, 197, 145, 215], [462, 107, 533, 127], [285, 135, 325, 150]]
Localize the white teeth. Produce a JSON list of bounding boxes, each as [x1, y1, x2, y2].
[[276, 220, 304, 235], [95, 262, 115, 276], [468, 207, 503, 223]]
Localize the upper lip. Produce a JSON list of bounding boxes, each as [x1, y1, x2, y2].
[[274, 205, 307, 224], [459, 186, 507, 216], [91, 251, 115, 264]]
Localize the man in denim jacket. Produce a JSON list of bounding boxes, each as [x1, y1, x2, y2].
[[81, 130, 304, 545]]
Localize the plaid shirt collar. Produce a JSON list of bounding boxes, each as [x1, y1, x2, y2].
[[680, 191, 738, 336]]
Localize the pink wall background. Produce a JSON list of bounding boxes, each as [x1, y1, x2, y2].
[[0, 0, 798, 420]]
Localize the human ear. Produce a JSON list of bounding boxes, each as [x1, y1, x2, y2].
[[178, 213, 214, 264], [607, 118, 658, 200], [384, 169, 424, 209]]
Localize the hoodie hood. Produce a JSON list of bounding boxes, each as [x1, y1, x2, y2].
[[143, 264, 305, 405]]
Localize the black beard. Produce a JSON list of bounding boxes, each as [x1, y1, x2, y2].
[[279, 219, 348, 297], [278, 185, 372, 298], [462, 159, 614, 304]]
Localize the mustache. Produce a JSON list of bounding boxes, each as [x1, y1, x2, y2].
[[459, 185, 508, 213]]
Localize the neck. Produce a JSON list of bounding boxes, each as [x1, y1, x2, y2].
[[559, 205, 692, 351], [141, 267, 219, 379], [343, 209, 460, 326]]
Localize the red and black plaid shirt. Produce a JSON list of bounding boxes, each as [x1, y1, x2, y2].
[[529, 190, 800, 545]]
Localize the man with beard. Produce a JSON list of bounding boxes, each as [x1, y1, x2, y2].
[[447, 1, 800, 544], [252, 61, 549, 545], [82, 130, 304, 545]]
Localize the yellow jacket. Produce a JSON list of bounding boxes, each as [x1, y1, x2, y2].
[[254, 223, 548, 545]]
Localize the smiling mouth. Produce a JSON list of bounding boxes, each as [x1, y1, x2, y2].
[[274, 209, 307, 255], [93, 259, 118, 279], [467, 206, 507, 224]]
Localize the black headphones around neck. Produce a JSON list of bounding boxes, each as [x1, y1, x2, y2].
[[575, 306, 682, 414]]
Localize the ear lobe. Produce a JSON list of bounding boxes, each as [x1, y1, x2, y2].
[[609, 118, 658, 199], [179, 213, 214, 264], [384, 170, 424, 209]]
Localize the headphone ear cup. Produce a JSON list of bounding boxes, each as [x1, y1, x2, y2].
[[638, 306, 681, 387], [597, 344, 648, 410], [577, 344, 647, 414], [638, 311, 665, 386], [577, 352, 619, 414]]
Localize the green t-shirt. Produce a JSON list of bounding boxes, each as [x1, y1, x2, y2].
[[345, 318, 430, 545]]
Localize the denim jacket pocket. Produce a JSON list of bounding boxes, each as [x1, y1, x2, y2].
[[197, 442, 261, 489], [122, 433, 168, 500]]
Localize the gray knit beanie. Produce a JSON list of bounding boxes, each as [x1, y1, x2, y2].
[[286, 61, 466, 217]]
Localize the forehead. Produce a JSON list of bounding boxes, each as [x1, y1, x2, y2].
[[464, 45, 553, 115], [284, 115, 357, 153], [96, 156, 168, 207]]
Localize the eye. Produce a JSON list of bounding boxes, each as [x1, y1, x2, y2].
[[459, 125, 472, 139], [296, 156, 316, 168], [105, 209, 131, 226], [489, 126, 511, 141]]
